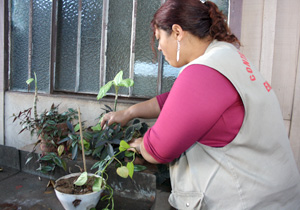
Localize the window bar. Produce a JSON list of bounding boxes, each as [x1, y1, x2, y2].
[[100, 0, 109, 88], [49, 0, 58, 93], [75, 0, 83, 92], [157, 52, 163, 95], [27, 0, 33, 91], [156, 0, 165, 95], [128, 0, 137, 96], [3, 0, 9, 91], [7, 0, 12, 90]]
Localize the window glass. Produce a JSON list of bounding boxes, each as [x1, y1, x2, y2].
[[78, 0, 102, 93], [8, 0, 230, 98], [10, 0, 30, 91], [132, 0, 161, 97], [55, 0, 78, 92], [106, 0, 133, 95], [162, 62, 181, 94], [32, 0, 52, 92], [211, 0, 229, 17]]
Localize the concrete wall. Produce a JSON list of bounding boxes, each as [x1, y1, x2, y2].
[[5, 91, 139, 149]]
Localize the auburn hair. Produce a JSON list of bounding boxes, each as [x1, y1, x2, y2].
[[150, 0, 240, 54]]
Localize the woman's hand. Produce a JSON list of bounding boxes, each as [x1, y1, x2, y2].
[[128, 137, 160, 164], [128, 137, 142, 154], [100, 97, 161, 128], [100, 109, 131, 128]]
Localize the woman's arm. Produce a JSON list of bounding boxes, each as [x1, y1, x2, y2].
[[142, 64, 243, 164], [101, 97, 161, 127]]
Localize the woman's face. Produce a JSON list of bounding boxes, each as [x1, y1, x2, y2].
[[155, 28, 179, 67]]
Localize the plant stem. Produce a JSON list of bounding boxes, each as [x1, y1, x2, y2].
[[97, 150, 122, 176], [33, 72, 38, 122], [77, 107, 87, 172], [114, 86, 119, 112]]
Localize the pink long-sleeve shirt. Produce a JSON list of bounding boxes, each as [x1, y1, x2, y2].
[[143, 64, 245, 164]]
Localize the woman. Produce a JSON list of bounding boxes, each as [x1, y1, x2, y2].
[[101, 0, 300, 209]]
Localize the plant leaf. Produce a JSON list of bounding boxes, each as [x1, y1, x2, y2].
[[57, 145, 64, 156], [113, 71, 123, 86], [127, 162, 134, 179], [26, 78, 34, 85], [119, 78, 134, 87], [105, 144, 113, 157], [40, 154, 53, 161], [119, 140, 130, 152], [72, 144, 78, 160], [25, 156, 33, 165], [134, 164, 147, 172], [61, 159, 67, 171], [91, 123, 102, 131], [124, 150, 134, 157], [97, 81, 113, 100], [38, 165, 53, 172], [92, 177, 103, 192], [116, 166, 129, 178], [53, 156, 63, 167], [57, 136, 70, 144], [74, 123, 80, 132], [74, 172, 88, 186]]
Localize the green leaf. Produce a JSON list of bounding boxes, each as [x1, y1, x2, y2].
[[26, 78, 34, 85], [57, 145, 64, 156], [83, 139, 90, 150], [91, 123, 102, 131], [40, 165, 54, 172], [74, 123, 80, 132], [61, 159, 67, 171], [92, 177, 103, 192], [113, 71, 123, 86], [134, 165, 147, 172], [72, 144, 78, 160], [74, 172, 88, 186], [91, 159, 105, 171], [97, 81, 113, 100], [119, 140, 130, 152], [40, 154, 53, 161], [127, 162, 134, 179], [124, 150, 134, 157], [53, 156, 63, 167], [119, 78, 134, 87], [116, 166, 129, 178]]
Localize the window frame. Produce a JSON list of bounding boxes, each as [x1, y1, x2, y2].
[[6, 0, 242, 98]]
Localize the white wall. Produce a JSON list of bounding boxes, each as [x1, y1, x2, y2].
[[240, 0, 300, 170]]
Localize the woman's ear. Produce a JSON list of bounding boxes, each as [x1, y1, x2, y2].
[[172, 24, 184, 41]]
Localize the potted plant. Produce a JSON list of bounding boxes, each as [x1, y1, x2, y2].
[[92, 70, 148, 166], [54, 107, 137, 210], [12, 72, 78, 173]]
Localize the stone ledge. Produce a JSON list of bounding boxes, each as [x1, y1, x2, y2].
[[0, 144, 20, 170], [1, 144, 156, 209]]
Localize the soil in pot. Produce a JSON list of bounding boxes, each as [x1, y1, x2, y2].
[[55, 174, 99, 195]]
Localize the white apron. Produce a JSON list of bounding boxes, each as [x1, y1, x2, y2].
[[168, 41, 300, 210]]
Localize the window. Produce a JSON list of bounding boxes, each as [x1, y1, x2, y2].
[[8, 0, 230, 98]]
